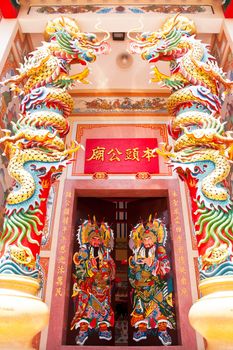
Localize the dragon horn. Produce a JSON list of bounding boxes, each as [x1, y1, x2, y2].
[[148, 214, 152, 223], [163, 13, 196, 36], [127, 17, 149, 45], [94, 18, 110, 43], [159, 13, 181, 37]]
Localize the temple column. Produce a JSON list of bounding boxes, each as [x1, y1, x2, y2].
[[189, 276, 233, 350], [0, 275, 49, 350], [0, 18, 49, 350]]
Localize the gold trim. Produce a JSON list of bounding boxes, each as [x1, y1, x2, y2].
[[199, 276, 233, 297], [0, 274, 40, 296], [70, 90, 170, 97]]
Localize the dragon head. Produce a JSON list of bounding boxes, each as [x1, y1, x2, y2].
[[44, 17, 110, 65], [128, 14, 196, 63]]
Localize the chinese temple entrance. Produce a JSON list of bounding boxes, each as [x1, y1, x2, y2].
[[66, 196, 178, 346]]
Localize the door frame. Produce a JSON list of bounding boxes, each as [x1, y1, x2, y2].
[[46, 178, 198, 350]]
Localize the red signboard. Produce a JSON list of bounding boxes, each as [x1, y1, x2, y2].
[[84, 138, 159, 174]]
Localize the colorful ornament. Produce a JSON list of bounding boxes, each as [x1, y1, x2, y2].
[[0, 17, 110, 281], [128, 216, 175, 345], [71, 218, 115, 345], [128, 14, 233, 280]]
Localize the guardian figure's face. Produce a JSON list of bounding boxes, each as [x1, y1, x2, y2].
[[142, 235, 154, 248], [90, 235, 101, 247]]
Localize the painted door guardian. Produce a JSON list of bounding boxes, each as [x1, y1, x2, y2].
[[71, 218, 115, 345], [128, 216, 175, 345]]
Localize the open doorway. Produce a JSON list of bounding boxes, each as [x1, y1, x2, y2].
[[66, 196, 178, 346]]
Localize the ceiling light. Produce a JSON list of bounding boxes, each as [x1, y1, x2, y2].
[[116, 52, 133, 69]]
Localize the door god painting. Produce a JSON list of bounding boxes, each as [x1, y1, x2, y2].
[[71, 218, 115, 345], [129, 216, 175, 345]]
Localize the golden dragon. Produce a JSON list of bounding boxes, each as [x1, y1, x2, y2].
[[0, 17, 110, 276], [128, 14, 233, 279]]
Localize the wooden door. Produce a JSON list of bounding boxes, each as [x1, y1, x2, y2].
[[127, 197, 178, 346], [66, 196, 178, 346], [66, 197, 116, 346]]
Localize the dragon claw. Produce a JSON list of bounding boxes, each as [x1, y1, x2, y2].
[[155, 143, 174, 159], [0, 16, 111, 268]]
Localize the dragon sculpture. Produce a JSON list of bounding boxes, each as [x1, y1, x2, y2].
[[128, 14, 233, 280], [0, 17, 110, 279]]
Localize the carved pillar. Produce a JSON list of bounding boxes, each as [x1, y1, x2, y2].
[[0, 17, 109, 349], [128, 14, 233, 349]]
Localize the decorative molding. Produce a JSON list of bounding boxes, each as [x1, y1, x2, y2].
[[92, 172, 109, 180], [29, 4, 214, 15], [135, 172, 151, 180], [71, 93, 169, 116]]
